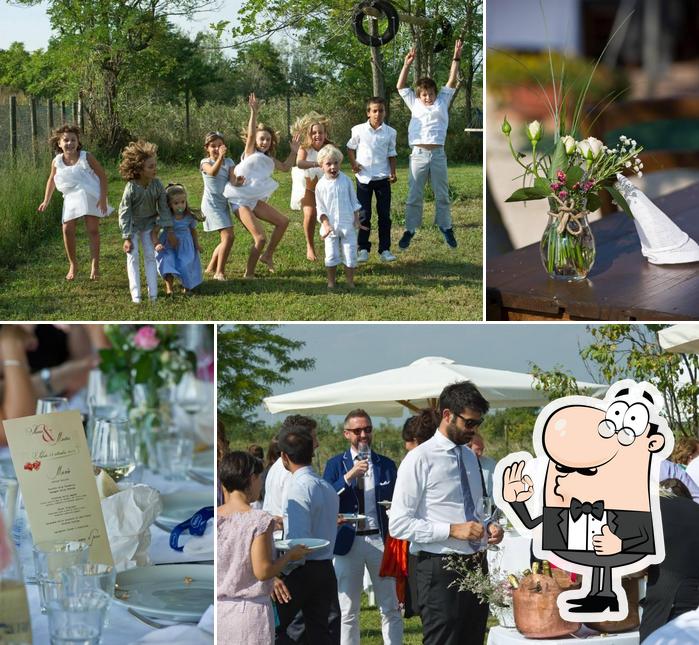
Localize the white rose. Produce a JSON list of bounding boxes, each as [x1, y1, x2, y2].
[[586, 137, 604, 159], [526, 120, 542, 143], [561, 135, 576, 155], [576, 140, 591, 159]]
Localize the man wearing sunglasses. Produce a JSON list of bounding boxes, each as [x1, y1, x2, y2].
[[323, 409, 402, 645], [389, 381, 503, 645]]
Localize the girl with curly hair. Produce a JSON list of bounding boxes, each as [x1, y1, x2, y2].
[[38, 125, 112, 280], [290, 111, 333, 261], [117, 140, 176, 303], [223, 93, 300, 277]]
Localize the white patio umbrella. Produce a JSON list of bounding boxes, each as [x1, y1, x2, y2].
[[263, 356, 607, 417], [659, 324, 699, 354]]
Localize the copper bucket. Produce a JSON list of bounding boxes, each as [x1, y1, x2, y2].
[[513, 574, 581, 638], [585, 576, 641, 633]]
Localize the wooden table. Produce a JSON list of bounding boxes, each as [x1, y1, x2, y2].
[[486, 182, 699, 320]]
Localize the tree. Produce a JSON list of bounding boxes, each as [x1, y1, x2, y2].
[[230, 41, 290, 99], [531, 324, 699, 437], [217, 325, 315, 436]]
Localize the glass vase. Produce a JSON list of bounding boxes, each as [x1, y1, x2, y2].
[[128, 385, 174, 470], [540, 200, 595, 281]]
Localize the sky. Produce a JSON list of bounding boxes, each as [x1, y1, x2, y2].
[[225, 323, 610, 424], [0, 1, 244, 52]]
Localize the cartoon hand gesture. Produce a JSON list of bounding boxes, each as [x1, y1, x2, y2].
[[502, 460, 534, 503], [592, 525, 622, 556]]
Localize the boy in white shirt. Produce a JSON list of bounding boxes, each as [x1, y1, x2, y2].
[[315, 144, 365, 290], [396, 39, 462, 250], [347, 97, 398, 264]]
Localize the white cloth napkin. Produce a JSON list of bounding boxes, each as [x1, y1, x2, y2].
[[181, 519, 213, 559], [131, 604, 214, 644], [614, 174, 699, 264], [101, 484, 162, 570]]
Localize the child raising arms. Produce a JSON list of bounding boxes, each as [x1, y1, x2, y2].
[[291, 112, 332, 261], [154, 183, 203, 295], [223, 93, 300, 278], [200, 131, 235, 280], [118, 140, 176, 303], [38, 125, 111, 281], [396, 39, 462, 251]]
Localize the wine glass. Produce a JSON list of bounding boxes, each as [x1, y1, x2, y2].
[[36, 397, 69, 414], [176, 372, 205, 436], [476, 495, 500, 552], [90, 418, 136, 483]]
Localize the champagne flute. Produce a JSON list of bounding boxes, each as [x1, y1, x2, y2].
[[90, 418, 136, 483]]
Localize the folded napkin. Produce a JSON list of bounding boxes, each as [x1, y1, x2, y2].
[[614, 174, 699, 264], [132, 604, 214, 644], [100, 483, 162, 571]]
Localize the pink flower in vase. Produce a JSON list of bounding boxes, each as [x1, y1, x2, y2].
[[134, 326, 160, 350]]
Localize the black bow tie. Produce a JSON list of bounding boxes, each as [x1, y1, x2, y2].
[[570, 498, 605, 522]]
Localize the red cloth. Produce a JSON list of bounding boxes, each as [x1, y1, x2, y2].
[[379, 536, 409, 604]]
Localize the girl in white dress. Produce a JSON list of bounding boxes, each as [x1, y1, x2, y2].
[[290, 112, 332, 261], [223, 93, 300, 277], [38, 125, 111, 280]]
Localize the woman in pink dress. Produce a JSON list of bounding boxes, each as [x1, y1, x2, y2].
[[217, 451, 309, 644]]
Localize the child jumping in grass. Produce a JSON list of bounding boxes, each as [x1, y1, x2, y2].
[[396, 39, 463, 251], [154, 183, 203, 296], [38, 125, 111, 281], [118, 139, 175, 303]]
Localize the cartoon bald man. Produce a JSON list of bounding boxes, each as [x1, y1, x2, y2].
[[495, 380, 674, 621]]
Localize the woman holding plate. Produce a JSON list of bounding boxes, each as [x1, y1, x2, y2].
[[217, 451, 310, 644]]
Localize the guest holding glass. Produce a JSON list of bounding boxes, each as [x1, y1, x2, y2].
[[276, 426, 340, 645], [323, 409, 402, 645], [218, 450, 310, 645], [389, 381, 504, 645]]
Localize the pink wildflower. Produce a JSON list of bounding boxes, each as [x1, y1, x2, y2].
[[556, 170, 566, 182], [558, 190, 569, 200]]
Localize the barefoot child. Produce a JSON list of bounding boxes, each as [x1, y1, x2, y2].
[[154, 183, 203, 295], [315, 145, 365, 290], [396, 39, 463, 250], [118, 140, 176, 303], [291, 112, 332, 261], [38, 125, 111, 280], [223, 93, 300, 277], [200, 131, 235, 281], [347, 96, 397, 263]]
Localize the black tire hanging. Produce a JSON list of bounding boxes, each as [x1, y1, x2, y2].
[[353, 0, 400, 48], [433, 16, 453, 53]]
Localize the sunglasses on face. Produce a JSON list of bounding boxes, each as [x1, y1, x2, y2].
[[346, 426, 373, 436], [452, 412, 483, 430]]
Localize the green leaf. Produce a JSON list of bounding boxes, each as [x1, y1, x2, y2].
[[586, 193, 601, 212], [565, 166, 583, 188], [548, 140, 567, 180], [606, 185, 634, 218], [505, 187, 550, 202], [534, 177, 553, 195]]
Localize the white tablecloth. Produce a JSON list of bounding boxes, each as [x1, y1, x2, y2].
[[488, 626, 640, 645], [644, 608, 699, 644], [27, 470, 214, 644], [487, 530, 532, 575]]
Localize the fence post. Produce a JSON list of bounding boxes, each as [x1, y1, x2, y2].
[[61, 101, 67, 124], [48, 98, 54, 130], [10, 95, 17, 160], [185, 89, 190, 140], [72, 102, 78, 125], [30, 97, 38, 163]]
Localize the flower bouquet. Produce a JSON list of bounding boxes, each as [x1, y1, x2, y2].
[[500, 11, 642, 280]]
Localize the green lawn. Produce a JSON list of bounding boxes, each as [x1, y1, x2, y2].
[[0, 161, 482, 321]]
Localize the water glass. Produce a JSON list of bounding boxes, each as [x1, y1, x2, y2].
[[34, 540, 90, 612], [155, 433, 194, 479], [61, 563, 116, 598], [36, 397, 70, 414], [0, 476, 18, 527], [91, 418, 136, 483], [47, 589, 110, 645]]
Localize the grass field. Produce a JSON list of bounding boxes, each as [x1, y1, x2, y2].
[[0, 160, 482, 321]]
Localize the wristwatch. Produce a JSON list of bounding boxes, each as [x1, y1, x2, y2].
[[40, 368, 55, 396]]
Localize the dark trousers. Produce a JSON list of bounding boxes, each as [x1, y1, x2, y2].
[[416, 552, 489, 645], [276, 560, 341, 645], [356, 178, 392, 253]]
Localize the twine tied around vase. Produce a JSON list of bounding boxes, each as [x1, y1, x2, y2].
[[548, 196, 588, 236]]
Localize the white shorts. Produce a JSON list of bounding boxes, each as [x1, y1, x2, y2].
[[324, 226, 358, 268]]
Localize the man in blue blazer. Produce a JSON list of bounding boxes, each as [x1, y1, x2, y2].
[[322, 409, 403, 645]]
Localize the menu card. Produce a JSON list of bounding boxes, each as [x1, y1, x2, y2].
[[3, 410, 113, 565]]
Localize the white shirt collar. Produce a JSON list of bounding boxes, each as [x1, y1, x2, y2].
[[366, 120, 385, 131], [291, 465, 313, 478], [432, 429, 457, 451]]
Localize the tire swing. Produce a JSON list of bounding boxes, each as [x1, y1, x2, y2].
[[353, 0, 400, 47]]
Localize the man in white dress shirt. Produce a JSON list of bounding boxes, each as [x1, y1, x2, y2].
[[390, 381, 504, 645]]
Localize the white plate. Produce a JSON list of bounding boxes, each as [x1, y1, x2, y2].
[[339, 513, 367, 523], [191, 449, 215, 478], [158, 490, 215, 530], [274, 538, 330, 551], [114, 564, 213, 621]]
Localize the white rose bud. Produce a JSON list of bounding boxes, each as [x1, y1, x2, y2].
[[561, 135, 576, 155], [586, 137, 604, 160], [526, 120, 542, 143], [576, 140, 591, 159]]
